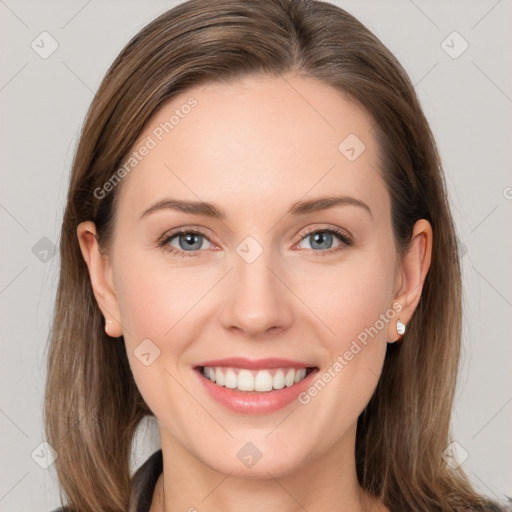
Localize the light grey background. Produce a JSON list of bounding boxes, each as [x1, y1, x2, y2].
[[0, 1, 511, 510]]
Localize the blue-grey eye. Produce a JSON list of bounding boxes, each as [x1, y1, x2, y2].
[[295, 228, 351, 252], [297, 231, 341, 251], [309, 231, 334, 250], [171, 232, 209, 251]]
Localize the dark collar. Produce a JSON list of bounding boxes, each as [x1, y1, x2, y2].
[[129, 449, 163, 512]]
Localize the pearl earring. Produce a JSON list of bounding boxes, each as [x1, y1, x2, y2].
[[396, 319, 406, 336]]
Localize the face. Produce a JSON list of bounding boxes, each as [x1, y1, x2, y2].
[[82, 73, 423, 479]]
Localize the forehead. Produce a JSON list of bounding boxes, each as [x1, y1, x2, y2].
[[116, 73, 385, 221]]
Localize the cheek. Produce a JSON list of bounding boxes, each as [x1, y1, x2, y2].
[[112, 250, 218, 411], [296, 252, 393, 413], [300, 249, 393, 348], [113, 250, 208, 341]]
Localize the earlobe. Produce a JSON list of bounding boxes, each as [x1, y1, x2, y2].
[[387, 219, 433, 343], [76, 221, 123, 338]]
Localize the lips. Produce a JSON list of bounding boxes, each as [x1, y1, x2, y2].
[[193, 357, 319, 414], [194, 357, 314, 370]]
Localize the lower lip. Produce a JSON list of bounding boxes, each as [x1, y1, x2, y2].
[[194, 367, 319, 415]]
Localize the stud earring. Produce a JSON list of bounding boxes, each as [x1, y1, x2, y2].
[[396, 319, 406, 336]]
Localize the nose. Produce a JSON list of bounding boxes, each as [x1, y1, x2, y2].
[[217, 247, 294, 339]]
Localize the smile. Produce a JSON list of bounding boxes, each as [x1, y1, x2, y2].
[[193, 358, 320, 415], [200, 366, 313, 392]]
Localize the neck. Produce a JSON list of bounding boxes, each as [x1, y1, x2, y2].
[[150, 424, 385, 512]]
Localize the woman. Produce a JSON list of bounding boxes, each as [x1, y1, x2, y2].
[[44, 0, 507, 510]]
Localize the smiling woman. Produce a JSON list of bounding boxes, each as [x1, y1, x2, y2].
[[44, 1, 506, 512]]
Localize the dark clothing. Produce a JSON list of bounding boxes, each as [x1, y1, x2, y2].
[[129, 449, 163, 512], [50, 449, 163, 512], [49, 449, 510, 511]]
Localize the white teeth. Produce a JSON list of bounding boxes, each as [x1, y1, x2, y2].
[[254, 370, 273, 392], [201, 366, 311, 392], [285, 368, 295, 387], [294, 368, 306, 383], [224, 369, 237, 389], [215, 367, 225, 386], [207, 367, 216, 382], [237, 369, 254, 391], [273, 369, 285, 390]]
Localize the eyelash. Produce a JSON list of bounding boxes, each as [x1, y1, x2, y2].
[[157, 226, 352, 259]]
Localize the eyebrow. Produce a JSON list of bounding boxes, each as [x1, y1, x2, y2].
[[139, 195, 373, 220]]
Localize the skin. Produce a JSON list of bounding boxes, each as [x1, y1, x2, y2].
[[78, 73, 432, 512]]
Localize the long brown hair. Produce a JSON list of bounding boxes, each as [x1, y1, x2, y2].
[[44, 1, 503, 510]]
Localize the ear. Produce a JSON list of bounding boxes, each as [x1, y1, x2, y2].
[[76, 221, 123, 338], [387, 219, 433, 343]]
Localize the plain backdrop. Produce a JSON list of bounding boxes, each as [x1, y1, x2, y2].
[[0, 0, 511, 510]]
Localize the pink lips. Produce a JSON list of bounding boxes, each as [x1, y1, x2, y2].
[[194, 357, 313, 370], [193, 357, 319, 415]]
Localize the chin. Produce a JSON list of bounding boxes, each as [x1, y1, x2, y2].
[[196, 439, 312, 480]]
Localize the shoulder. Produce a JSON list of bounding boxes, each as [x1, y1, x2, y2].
[[47, 450, 163, 512], [130, 448, 163, 509]]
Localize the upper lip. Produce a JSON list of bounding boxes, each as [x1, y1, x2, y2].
[[194, 357, 317, 370]]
